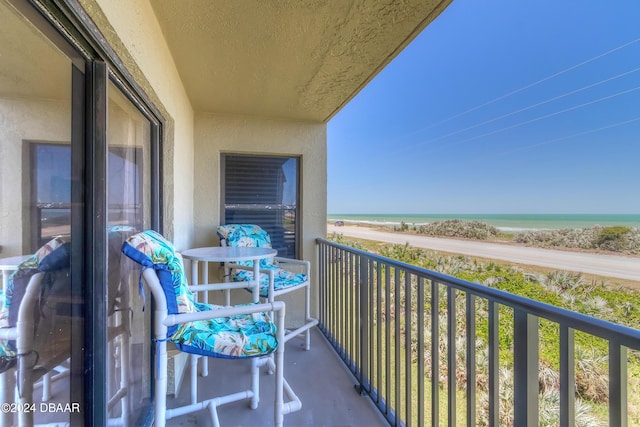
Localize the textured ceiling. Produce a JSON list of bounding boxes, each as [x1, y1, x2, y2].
[[150, 0, 452, 122]]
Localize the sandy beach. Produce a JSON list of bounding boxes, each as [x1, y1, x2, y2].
[[327, 224, 640, 283]]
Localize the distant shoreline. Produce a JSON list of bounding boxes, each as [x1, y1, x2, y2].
[[326, 224, 640, 286], [328, 218, 640, 257], [328, 213, 640, 232]]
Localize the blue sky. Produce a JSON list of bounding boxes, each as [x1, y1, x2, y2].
[[327, 0, 640, 215]]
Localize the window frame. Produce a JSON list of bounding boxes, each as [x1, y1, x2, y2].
[[221, 153, 301, 259]]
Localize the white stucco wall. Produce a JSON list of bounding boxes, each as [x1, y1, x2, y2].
[[83, 1, 329, 319], [194, 114, 327, 317], [90, 0, 195, 249]]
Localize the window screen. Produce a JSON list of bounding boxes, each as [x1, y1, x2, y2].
[[222, 154, 299, 258]]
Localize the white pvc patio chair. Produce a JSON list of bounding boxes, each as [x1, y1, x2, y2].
[[121, 230, 301, 427], [0, 237, 75, 427], [217, 224, 318, 350]]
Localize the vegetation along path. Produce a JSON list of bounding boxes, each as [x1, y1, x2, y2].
[[327, 225, 640, 283]]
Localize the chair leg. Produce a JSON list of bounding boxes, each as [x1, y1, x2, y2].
[[208, 401, 221, 427], [190, 354, 198, 405], [250, 358, 260, 409], [274, 347, 284, 427], [266, 354, 301, 423], [0, 371, 13, 427], [274, 308, 285, 427], [17, 354, 34, 427], [41, 372, 52, 402], [305, 284, 312, 351], [120, 331, 131, 427], [155, 340, 168, 427]]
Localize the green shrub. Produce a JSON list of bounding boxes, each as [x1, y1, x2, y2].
[[416, 219, 500, 240], [515, 225, 640, 255], [595, 226, 630, 249], [327, 232, 366, 250], [393, 221, 410, 232]]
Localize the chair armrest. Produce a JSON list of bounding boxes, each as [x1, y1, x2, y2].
[[188, 282, 258, 293], [224, 262, 277, 278], [163, 301, 285, 327], [0, 327, 17, 340], [223, 262, 253, 272], [274, 257, 310, 275]]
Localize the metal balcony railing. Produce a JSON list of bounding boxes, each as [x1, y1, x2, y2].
[[316, 238, 640, 427]]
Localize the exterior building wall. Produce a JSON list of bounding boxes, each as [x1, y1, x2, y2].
[[194, 113, 327, 317], [80, 0, 330, 317]]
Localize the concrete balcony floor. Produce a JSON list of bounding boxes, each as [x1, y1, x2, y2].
[[166, 328, 387, 426]]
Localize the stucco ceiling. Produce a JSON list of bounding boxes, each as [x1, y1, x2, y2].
[[150, 0, 452, 123]]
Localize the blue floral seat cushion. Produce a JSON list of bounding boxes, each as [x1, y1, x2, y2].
[[232, 266, 308, 298], [0, 236, 70, 328], [0, 290, 10, 372], [0, 331, 13, 373], [0, 236, 71, 372], [217, 224, 308, 297], [121, 230, 277, 359]]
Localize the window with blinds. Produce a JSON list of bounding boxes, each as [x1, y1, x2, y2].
[[221, 154, 300, 258]]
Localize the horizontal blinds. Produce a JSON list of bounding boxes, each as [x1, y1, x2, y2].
[[223, 155, 298, 258], [225, 156, 287, 204]]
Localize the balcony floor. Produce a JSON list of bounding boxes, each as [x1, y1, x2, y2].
[[166, 328, 387, 426]]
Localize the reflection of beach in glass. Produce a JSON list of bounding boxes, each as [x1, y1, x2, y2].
[[39, 208, 71, 241], [281, 158, 298, 206], [35, 145, 71, 204], [31, 143, 145, 248], [32, 144, 72, 247], [106, 80, 153, 422], [108, 147, 144, 228], [0, 1, 76, 423]]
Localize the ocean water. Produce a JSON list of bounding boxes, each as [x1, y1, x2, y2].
[[327, 213, 640, 232]]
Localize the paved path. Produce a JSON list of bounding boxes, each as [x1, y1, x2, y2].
[[327, 225, 640, 282]]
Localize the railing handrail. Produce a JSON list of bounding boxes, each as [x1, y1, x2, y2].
[[317, 237, 640, 350]]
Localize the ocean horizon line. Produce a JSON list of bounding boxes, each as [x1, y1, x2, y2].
[[327, 213, 640, 232]]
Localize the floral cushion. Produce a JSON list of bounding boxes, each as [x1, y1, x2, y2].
[[121, 229, 199, 321], [217, 224, 308, 297], [0, 334, 13, 373], [0, 236, 70, 328], [233, 267, 308, 298], [217, 224, 273, 268], [121, 230, 278, 359], [0, 236, 71, 372], [172, 310, 278, 359]]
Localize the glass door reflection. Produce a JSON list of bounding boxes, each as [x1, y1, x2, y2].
[[0, 1, 78, 425], [106, 80, 152, 425]]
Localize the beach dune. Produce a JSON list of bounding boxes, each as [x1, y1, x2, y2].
[[327, 225, 640, 283]]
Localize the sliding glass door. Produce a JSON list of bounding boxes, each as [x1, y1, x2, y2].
[[0, 0, 161, 424], [106, 81, 153, 424], [0, 1, 80, 425]]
